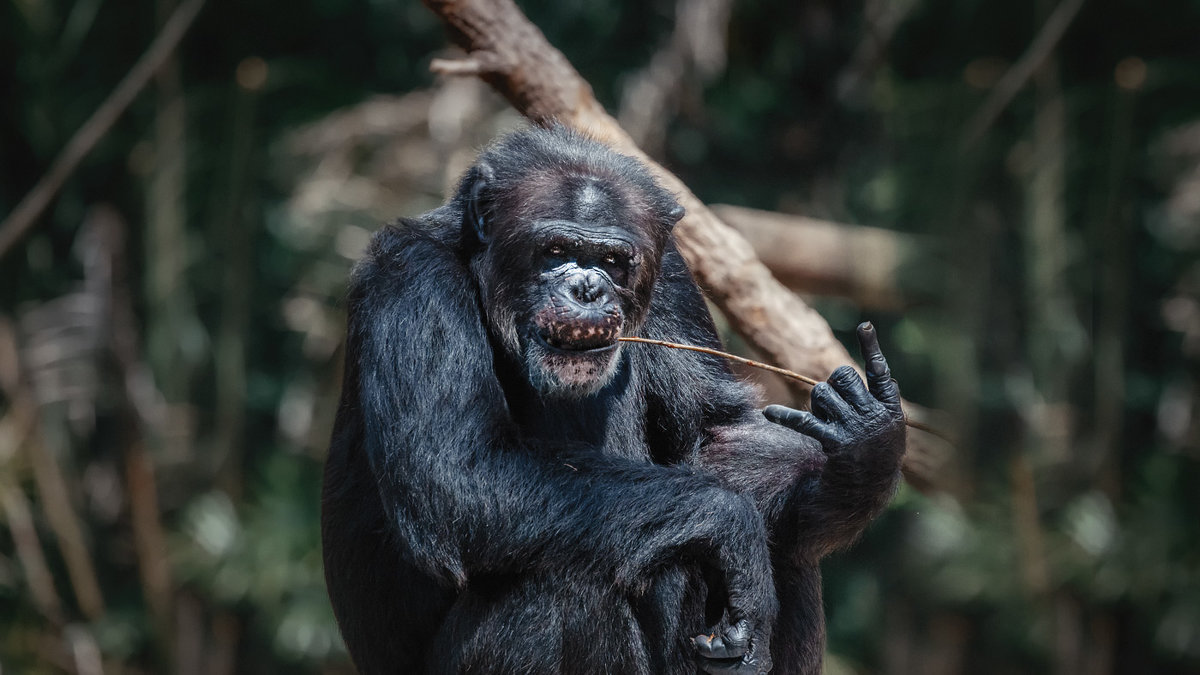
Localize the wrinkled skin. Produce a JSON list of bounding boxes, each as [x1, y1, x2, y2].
[[766, 325, 905, 473]]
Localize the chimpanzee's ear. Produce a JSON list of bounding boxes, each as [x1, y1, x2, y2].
[[465, 161, 496, 244], [666, 203, 686, 227]]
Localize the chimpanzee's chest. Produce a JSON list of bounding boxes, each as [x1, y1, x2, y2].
[[506, 353, 666, 463]]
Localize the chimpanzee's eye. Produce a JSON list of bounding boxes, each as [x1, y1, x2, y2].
[[548, 245, 564, 256], [604, 253, 618, 265]]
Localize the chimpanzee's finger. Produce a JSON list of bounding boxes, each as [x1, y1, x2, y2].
[[763, 405, 837, 444], [827, 365, 876, 414], [856, 322, 902, 414], [695, 619, 764, 674], [810, 381, 854, 423], [693, 620, 750, 660]]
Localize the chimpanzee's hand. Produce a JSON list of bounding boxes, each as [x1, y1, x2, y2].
[[693, 617, 773, 675], [762, 322, 905, 462], [686, 492, 776, 675]]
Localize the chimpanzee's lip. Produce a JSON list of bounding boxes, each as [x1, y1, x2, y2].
[[533, 331, 620, 355]]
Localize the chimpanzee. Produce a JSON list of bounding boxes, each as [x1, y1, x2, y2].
[[321, 125, 906, 675]]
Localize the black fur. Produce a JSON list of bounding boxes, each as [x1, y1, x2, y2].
[[321, 126, 905, 675]]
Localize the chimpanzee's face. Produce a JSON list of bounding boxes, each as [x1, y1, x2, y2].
[[520, 218, 641, 395], [475, 172, 667, 397]]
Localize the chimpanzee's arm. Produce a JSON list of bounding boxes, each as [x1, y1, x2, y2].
[[345, 224, 776, 638], [641, 249, 904, 562], [764, 324, 906, 558], [700, 324, 906, 562]]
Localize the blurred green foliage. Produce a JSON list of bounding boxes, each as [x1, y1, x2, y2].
[[2, 0, 1200, 673]]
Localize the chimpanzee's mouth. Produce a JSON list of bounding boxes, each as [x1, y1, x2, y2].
[[527, 326, 623, 395], [534, 330, 620, 354], [532, 304, 623, 354]]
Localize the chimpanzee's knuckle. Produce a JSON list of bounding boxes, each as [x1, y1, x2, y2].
[[831, 365, 859, 385]]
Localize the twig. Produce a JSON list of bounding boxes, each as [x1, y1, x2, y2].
[[618, 336, 950, 440], [620, 336, 821, 386], [0, 476, 65, 624], [0, 0, 206, 259], [28, 424, 107, 620], [0, 320, 62, 622], [960, 0, 1085, 149]]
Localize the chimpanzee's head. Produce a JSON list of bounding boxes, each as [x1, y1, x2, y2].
[[457, 126, 684, 397]]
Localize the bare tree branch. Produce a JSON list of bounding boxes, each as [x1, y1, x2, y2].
[[712, 204, 920, 309], [0, 0, 206, 259], [0, 319, 63, 625], [836, 0, 920, 103], [0, 375, 65, 624], [421, 0, 950, 489], [960, 0, 1085, 149], [27, 414, 107, 620]]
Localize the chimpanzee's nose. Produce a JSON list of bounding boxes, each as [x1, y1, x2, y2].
[[568, 271, 607, 305]]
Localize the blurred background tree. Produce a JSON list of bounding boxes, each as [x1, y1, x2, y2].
[[1, 0, 1198, 673]]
